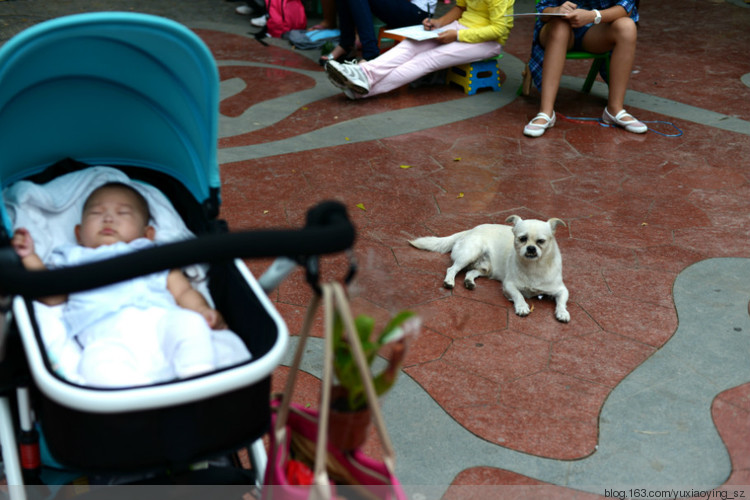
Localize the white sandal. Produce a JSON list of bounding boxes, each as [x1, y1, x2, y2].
[[523, 111, 556, 138], [602, 107, 647, 134]]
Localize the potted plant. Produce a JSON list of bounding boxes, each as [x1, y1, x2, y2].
[[328, 309, 420, 450]]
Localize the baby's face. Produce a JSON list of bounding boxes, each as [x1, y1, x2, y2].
[[75, 187, 154, 248]]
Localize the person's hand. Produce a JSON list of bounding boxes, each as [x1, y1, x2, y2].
[[201, 308, 228, 330], [423, 17, 439, 31], [11, 228, 35, 258], [436, 29, 458, 44], [566, 8, 596, 28], [556, 1, 577, 15]]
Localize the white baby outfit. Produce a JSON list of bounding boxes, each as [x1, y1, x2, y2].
[[50, 238, 217, 387]]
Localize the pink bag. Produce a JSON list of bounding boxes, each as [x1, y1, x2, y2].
[[265, 0, 307, 38], [262, 283, 406, 500]]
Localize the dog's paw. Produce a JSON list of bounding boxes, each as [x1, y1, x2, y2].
[[443, 281, 454, 289], [464, 279, 475, 290], [514, 303, 531, 317], [555, 309, 571, 323]]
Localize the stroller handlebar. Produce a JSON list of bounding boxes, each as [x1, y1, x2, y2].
[[0, 201, 356, 299]]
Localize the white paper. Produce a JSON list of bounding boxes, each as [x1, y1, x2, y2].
[[383, 24, 443, 41]]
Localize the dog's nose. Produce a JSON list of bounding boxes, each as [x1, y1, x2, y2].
[[525, 246, 538, 257]]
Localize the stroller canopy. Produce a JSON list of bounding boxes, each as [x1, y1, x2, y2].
[[0, 12, 220, 216]]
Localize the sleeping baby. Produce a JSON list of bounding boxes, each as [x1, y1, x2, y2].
[[11, 181, 231, 388]]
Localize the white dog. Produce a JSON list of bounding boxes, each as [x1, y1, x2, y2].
[[409, 215, 570, 322]]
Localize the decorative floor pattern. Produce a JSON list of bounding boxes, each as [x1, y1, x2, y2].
[[1, 0, 749, 496]]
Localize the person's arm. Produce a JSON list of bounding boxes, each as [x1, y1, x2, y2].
[[11, 228, 67, 306], [540, 0, 577, 22], [167, 269, 227, 330], [565, 4, 628, 28], [453, 0, 513, 45], [423, 5, 464, 31]]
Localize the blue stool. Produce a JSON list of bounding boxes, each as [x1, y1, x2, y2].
[[446, 57, 502, 95]]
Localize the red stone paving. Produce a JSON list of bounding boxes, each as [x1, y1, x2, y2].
[[197, 0, 750, 491]]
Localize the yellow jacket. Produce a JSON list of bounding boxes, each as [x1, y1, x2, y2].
[[456, 0, 514, 45]]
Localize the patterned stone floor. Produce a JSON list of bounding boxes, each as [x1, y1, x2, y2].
[[2, 0, 749, 497]]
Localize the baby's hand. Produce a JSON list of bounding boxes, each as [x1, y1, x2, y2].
[[11, 228, 35, 258], [201, 308, 228, 330]]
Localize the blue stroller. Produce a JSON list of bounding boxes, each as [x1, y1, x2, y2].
[[0, 12, 355, 497]]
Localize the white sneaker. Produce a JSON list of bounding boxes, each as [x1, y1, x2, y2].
[[327, 73, 346, 90], [251, 14, 268, 27], [235, 4, 253, 15], [325, 60, 370, 95]]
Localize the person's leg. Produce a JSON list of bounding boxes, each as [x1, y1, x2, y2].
[[361, 22, 503, 97], [370, 0, 427, 28], [322, 0, 337, 29], [321, 0, 356, 64], [160, 309, 216, 379], [534, 18, 574, 123], [580, 17, 637, 116], [343, 0, 380, 60], [337, 0, 357, 51], [76, 310, 169, 387]]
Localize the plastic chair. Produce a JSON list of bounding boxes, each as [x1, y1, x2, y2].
[[566, 50, 609, 93]]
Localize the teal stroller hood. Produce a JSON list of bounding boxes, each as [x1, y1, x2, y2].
[[0, 12, 220, 234]]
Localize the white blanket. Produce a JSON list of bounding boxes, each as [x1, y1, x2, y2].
[[3, 166, 251, 384]]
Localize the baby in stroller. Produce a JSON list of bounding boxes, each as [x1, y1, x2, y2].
[[11, 181, 244, 388]]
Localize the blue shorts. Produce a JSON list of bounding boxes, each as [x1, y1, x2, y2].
[[572, 24, 593, 51]]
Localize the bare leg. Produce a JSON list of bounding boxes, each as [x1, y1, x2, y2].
[[581, 17, 638, 118], [533, 18, 574, 124]]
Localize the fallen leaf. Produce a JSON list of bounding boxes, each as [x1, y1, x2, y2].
[[263, 210, 269, 214], [345, 137, 350, 141], [457, 192, 464, 198], [356, 203, 366, 211], [454, 157, 461, 162], [400, 165, 412, 169]]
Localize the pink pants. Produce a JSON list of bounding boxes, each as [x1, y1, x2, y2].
[[359, 21, 503, 98]]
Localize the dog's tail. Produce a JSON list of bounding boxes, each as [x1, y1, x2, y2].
[[409, 232, 466, 254]]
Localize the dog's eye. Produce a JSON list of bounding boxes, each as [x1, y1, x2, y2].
[[519, 236, 528, 243], [537, 239, 546, 246]]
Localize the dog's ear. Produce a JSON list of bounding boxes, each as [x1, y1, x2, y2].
[[548, 218, 566, 232], [505, 215, 522, 226]]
